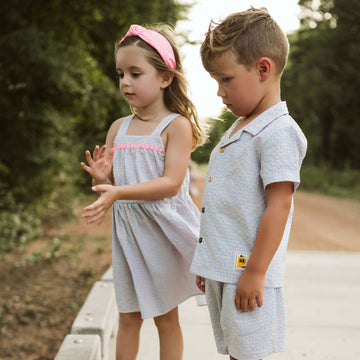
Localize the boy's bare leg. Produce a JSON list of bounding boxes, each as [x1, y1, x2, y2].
[[116, 312, 143, 360], [154, 307, 183, 360]]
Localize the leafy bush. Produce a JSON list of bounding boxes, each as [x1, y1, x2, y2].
[[300, 165, 360, 200], [0, 190, 41, 254]]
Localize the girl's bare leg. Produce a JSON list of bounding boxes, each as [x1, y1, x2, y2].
[[154, 307, 183, 360], [116, 312, 143, 360]]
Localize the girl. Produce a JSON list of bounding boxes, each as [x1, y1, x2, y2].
[[81, 24, 205, 360]]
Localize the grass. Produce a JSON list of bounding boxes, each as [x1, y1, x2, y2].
[[300, 165, 360, 201]]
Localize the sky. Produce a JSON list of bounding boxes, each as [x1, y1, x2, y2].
[[176, 0, 302, 119]]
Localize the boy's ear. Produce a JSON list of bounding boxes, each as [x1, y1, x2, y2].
[[256, 57, 272, 82], [160, 71, 174, 89]]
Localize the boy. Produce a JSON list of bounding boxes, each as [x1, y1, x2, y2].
[[190, 8, 307, 360]]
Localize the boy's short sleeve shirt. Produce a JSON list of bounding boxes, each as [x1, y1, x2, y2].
[[190, 102, 307, 287]]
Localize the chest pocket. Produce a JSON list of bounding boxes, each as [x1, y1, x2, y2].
[[222, 132, 254, 176]]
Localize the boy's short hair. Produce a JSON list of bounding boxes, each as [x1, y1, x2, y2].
[[201, 7, 289, 76]]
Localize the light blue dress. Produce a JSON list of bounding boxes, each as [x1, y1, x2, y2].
[[112, 113, 201, 319]]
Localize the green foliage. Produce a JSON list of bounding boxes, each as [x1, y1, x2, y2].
[[283, 0, 360, 170], [300, 165, 360, 200], [0, 28, 119, 207], [14, 234, 68, 267], [192, 109, 237, 163], [0, 189, 41, 253]]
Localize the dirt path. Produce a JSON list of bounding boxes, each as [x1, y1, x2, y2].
[[192, 175, 360, 252], [290, 192, 360, 251]]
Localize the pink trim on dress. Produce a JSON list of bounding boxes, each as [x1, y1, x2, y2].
[[113, 144, 164, 152]]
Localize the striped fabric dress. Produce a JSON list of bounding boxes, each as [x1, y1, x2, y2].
[[111, 113, 201, 319]]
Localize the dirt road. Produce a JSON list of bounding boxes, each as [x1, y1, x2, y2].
[[290, 191, 360, 251], [191, 175, 360, 252]]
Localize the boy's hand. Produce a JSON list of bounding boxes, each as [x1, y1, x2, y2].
[[82, 184, 117, 225], [196, 276, 206, 293], [235, 269, 264, 312], [81, 145, 114, 183]]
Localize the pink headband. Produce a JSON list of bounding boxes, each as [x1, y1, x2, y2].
[[120, 24, 176, 70]]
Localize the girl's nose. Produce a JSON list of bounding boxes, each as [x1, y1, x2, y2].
[[121, 74, 131, 87]]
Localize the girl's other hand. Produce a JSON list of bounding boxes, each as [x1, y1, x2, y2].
[[82, 184, 117, 225], [196, 276, 206, 293], [80, 145, 114, 182]]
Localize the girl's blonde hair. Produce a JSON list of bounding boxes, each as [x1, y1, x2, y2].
[[115, 25, 206, 150], [201, 8, 289, 76]]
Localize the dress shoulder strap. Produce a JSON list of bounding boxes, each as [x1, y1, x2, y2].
[[152, 113, 180, 136], [117, 115, 134, 136]]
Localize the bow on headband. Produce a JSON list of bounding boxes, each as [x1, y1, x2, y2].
[[120, 24, 176, 69]]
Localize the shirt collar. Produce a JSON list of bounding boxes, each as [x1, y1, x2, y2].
[[244, 101, 289, 136], [221, 101, 289, 146]]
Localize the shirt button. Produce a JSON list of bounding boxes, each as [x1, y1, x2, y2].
[[208, 176, 212, 182], [199, 237, 203, 243], [201, 207, 205, 213], [220, 147, 225, 153]]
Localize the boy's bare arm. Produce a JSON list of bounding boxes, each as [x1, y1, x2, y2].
[[234, 181, 293, 312]]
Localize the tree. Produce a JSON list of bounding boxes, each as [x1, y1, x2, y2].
[[0, 28, 118, 205], [283, 0, 360, 169]]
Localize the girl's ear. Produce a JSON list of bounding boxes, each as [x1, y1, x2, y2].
[[256, 57, 272, 82], [160, 71, 174, 89]]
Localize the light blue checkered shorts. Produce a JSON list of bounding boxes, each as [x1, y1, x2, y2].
[[205, 279, 286, 359]]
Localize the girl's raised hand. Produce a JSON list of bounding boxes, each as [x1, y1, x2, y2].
[[80, 145, 114, 183]]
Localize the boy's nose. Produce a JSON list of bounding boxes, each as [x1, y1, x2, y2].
[[217, 85, 225, 98]]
